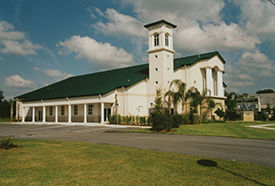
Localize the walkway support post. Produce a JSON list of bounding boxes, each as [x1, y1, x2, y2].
[[42, 106, 46, 123], [68, 104, 71, 123], [101, 102, 104, 124], [55, 105, 58, 123], [32, 107, 35, 123], [84, 104, 87, 124], [22, 106, 25, 123]]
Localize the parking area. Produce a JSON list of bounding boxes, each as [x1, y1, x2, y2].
[[0, 123, 121, 140]]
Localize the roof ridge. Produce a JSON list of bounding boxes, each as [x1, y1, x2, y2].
[[174, 51, 219, 60], [71, 63, 148, 79]]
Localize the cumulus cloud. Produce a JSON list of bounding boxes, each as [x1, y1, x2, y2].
[[175, 22, 260, 53], [92, 8, 146, 38], [0, 21, 25, 40], [57, 35, 134, 69], [1, 40, 41, 55], [237, 50, 274, 77], [123, 0, 224, 24], [233, 0, 275, 39], [0, 21, 41, 55], [4, 74, 33, 87], [34, 67, 72, 79]]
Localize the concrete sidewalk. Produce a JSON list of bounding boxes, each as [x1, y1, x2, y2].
[[247, 124, 275, 131]]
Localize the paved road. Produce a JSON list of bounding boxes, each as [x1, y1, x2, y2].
[[0, 123, 274, 168]]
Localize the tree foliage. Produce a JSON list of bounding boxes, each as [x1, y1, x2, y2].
[[256, 89, 275, 94]]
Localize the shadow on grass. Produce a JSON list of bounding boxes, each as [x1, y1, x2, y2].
[[197, 159, 269, 186]]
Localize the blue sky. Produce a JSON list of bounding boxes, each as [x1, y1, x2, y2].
[[0, 0, 274, 99]]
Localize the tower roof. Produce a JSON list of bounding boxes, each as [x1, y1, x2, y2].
[[144, 19, 177, 29]]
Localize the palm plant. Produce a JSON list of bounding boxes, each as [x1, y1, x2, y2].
[[165, 79, 186, 114], [164, 90, 173, 114]]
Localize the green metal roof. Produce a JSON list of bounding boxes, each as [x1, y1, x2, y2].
[[16, 51, 224, 102]]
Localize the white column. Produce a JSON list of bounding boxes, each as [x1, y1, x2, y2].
[[217, 71, 223, 97], [42, 106, 46, 122], [55, 105, 58, 123], [22, 106, 25, 123], [151, 35, 154, 49], [206, 67, 213, 96], [84, 104, 87, 123], [32, 107, 35, 123], [101, 102, 104, 124], [68, 104, 71, 123]]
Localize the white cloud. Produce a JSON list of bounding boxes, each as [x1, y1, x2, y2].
[[0, 21, 25, 40], [34, 67, 72, 79], [233, 0, 275, 39], [1, 40, 41, 55], [0, 21, 41, 55], [88, 6, 104, 19], [4, 74, 33, 87], [237, 50, 274, 77], [58, 35, 134, 69], [118, 1, 260, 54], [175, 22, 260, 53], [123, 0, 224, 24], [92, 8, 146, 38]]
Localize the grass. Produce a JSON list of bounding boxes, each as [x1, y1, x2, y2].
[[0, 139, 274, 186], [127, 121, 275, 140]]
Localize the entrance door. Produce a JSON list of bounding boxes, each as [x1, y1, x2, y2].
[[104, 108, 111, 122], [38, 111, 43, 121]]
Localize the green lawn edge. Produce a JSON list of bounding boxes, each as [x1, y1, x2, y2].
[[125, 122, 275, 141], [0, 139, 274, 186]]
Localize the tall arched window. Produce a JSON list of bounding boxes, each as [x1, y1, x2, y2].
[[154, 33, 159, 46], [165, 33, 169, 46]]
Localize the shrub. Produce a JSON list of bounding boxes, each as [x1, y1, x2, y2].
[[151, 112, 172, 132], [255, 111, 268, 121], [0, 136, 17, 150], [181, 114, 190, 124], [171, 114, 183, 128], [108, 115, 116, 124], [139, 116, 146, 125], [190, 114, 200, 124], [147, 116, 152, 126]]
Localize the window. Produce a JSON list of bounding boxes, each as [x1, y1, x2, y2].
[[155, 81, 158, 84], [165, 33, 169, 46], [61, 106, 65, 115], [88, 104, 93, 115], [49, 106, 53, 116], [155, 68, 158, 71], [154, 33, 159, 46], [74, 105, 78, 115]]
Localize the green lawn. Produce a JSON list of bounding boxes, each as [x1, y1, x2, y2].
[[266, 125, 275, 129], [128, 121, 275, 140], [0, 139, 274, 186]]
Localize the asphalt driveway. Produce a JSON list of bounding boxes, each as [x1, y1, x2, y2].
[[0, 123, 274, 168]]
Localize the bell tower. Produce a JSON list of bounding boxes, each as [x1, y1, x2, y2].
[[144, 20, 177, 102]]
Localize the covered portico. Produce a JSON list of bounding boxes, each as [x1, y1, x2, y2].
[[20, 96, 114, 124]]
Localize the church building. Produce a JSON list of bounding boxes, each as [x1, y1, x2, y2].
[[16, 20, 226, 124]]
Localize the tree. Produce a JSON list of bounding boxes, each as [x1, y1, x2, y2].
[[215, 108, 225, 121], [165, 80, 186, 114], [154, 89, 163, 112], [256, 89, 275, 94], [0, 90, 4, 103], [186, 87, 201, 123], [164, 90, 173, 114], [225, 92, 237, 120], [208, 99, 216, 120]]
